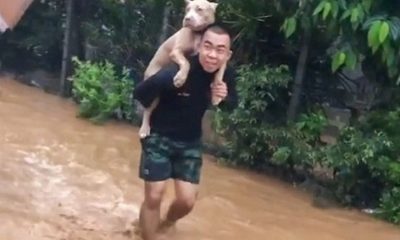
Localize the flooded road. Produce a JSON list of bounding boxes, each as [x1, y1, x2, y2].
[[0, 77, 399, 240]]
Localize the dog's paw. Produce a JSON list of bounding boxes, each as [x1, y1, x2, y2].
[[173, 71, 188, 87], [139, 124, 151, 139]]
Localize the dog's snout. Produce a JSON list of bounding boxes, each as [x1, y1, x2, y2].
[[184, 16, 192, 22]]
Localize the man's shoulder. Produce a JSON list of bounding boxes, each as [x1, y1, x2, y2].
[[223, 64, 237, 81], [225, 64, 235, 73]]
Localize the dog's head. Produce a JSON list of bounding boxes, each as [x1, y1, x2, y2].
[[183, 0, 218, 31]]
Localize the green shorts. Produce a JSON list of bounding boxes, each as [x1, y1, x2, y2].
[[139, 133, 203, 184]]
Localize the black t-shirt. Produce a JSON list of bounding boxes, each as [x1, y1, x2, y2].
[[133, 55, 238, 141]]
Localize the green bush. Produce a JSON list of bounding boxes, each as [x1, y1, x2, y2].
[[304, 115, 400, 216], [213, 64, 400, 223], [71, 58, 135, 124], [270, 110, 328, 172], [363, 108, 400, 149], [295, 110, 328, 144], [214, 64, 292, 167], [213, 64, 328, 172], [360, 109, 400, 223], [317, 128, 393, 206], [378, 187, 400, 224]]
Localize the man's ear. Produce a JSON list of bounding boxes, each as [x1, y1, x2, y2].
[[227, 50, 233, 61], [210, 2, 218, 11]]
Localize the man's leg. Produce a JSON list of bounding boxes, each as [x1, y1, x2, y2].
[[159, 138, 202, 232], [140, 180, 167, 240], [138, 133, 173, 239], [164, 180, 198, 224]]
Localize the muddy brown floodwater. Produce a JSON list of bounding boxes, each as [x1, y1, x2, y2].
[[0, 77, 399, 240]]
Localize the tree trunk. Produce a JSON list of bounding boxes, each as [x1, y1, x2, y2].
[[287, 27, 312, 121], [59, 0, 75, 97], [71, 0, 83, 60], [158, 2, 172, 45]]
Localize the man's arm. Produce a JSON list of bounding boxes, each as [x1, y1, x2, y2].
[[133, 66, 177, 108], [217, 67, 238, 111]]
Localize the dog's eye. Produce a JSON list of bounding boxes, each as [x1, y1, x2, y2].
[[196, 6, 203, 12]]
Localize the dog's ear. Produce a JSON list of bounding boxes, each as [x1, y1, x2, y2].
[[185, 0, 193, 5], [210, 2, 218, 11]]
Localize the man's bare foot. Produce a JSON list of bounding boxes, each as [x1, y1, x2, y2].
[[157, 219, 176, 234], [131, 219, 142, 236]]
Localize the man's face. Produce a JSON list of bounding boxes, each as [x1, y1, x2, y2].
[[198, 30, 232, 73]]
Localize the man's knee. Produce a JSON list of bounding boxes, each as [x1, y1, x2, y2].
[[174, 180, 199, 211], [175, 193, 197, 212], [145, 193, 163, 209], [144, 182, 166, 209]]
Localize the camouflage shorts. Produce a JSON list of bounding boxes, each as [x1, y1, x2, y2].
[[139, 133, 203, 184]]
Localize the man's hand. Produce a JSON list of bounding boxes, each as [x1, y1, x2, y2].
[[211, 81, 228, 102]]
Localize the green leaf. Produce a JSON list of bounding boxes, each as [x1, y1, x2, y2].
[[332, 52, 346, 72], [357, 4, 365, 22], [313, 1, 325, 16], [331, 1, 339, 18], [350, 6, 364, 30], [345, 51, 357, 69], [323, 2, 332, 20], [340, 9, 351, 21], [362, 0, 373, 12], [272, 147, 291, 165], [351, 8, 359, 23], [368, 21, 382, 51], [379, 22, 390, 43], [284, 17, 297, 38], [281, 18, 287, 31]]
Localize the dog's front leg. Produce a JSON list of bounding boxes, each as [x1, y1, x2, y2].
[[169, 28, 193, 87], [170, 48, 190, 87]]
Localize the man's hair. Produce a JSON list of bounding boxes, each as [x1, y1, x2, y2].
[[202, 22, 232, 41]]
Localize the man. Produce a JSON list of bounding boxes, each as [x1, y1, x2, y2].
[[133, 23, 237, 240]]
